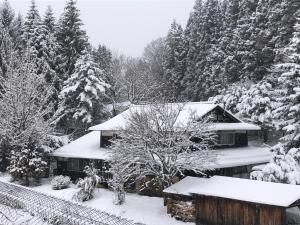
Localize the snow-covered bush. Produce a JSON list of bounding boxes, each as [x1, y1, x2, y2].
[[51, 175, 71, 190], [8, 148, 48, 186], [251, 144, 300, 185], [73, 165, 101, 202]]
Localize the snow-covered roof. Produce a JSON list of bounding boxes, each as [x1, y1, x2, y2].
[[89, 102, 259, 131], [52, 131, 111, 160], [214, 146, 271, 169], [53, 130, 271, 167], [210, 122, 260, 131], [163, 176, 300, 207]]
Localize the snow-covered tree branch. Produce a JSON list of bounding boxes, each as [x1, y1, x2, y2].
[[0, 51, 53, 185], [109, 103, 217, 204]]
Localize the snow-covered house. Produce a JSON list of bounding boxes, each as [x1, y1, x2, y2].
[[51, 102, 271, 179]]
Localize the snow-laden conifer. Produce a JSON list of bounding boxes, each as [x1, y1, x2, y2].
[[55, 53, 109, 135]]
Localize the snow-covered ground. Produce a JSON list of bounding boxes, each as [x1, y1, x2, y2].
[[1, 174, 300, 225], [0, 175, 190, 225]]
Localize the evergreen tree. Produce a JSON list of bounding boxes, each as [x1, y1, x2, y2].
[[42, 6, 60, 111], [252, 11, 300, 184], [163, 20, 186, 101], [0, 0, 15, 35], [43, 6, 56, 33], [55, 53, 109, 136], [182, 0, 222, 101], [272, 12, 300, 149], [0, 0, 20, 77], [56, 0, 88, 81], [0, 26, 13, 78], [22, 0, 47, 74], [92, 44, 112, 76], [181, 0, 204, 100], [218, 0, 240, 84], [237, 81, 274, 142]]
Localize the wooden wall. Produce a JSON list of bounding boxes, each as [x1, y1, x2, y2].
[[195, 195, 286, 225]]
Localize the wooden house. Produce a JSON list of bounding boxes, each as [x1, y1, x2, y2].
[[163, 176, 300, 225], [51, 102, 270, 180]]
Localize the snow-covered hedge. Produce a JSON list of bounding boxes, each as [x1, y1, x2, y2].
[[51, 175, 71, 190]]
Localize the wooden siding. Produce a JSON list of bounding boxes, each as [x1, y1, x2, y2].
[[195, 195, 286, 225]]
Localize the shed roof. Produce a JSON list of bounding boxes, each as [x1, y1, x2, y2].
[[89, 102, 260, 131], [164, 176, 300, 207]]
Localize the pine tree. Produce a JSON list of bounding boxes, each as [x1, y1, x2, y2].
[[0, 26, 13, 78], [0, 0, 18, 77], [272, 12, 300, 148], [42, 6, 60, 111], [181, 0, 204, 101], [92, 44, 112, 76], [182, 0, 222, 101], [22, 0, 47, 73], [55, 53, 109, 136], [163, 20, 186, 101], [0, 0, 15, 34], [218, 0, 240, 84], [252, 11, 300, 184], [237, 80, 274, 142], [56, 0, 89, 81], [43, 6, 56, 33]]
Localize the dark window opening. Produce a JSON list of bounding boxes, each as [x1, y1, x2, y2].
[[218, 133, 235, 145], [67, 158, 80, 171], [101, 135, 113, 147]]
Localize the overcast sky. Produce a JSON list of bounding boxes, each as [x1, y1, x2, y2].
[[9, 0, 195, 57]]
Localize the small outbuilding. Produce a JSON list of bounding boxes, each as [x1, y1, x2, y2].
[[163, 176, 300, 225]]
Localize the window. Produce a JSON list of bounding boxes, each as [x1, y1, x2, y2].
[[220, 133, 235, 145], [67, 158, 80, 171], [100, 131, 114, 147]]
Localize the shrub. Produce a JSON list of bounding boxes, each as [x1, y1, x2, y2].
[[73, 165, 101, 202], [51, 175, 71, 190]]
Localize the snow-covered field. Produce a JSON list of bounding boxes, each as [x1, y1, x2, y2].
[[1, 174, 300, 225], [0, 175, 190, 225]]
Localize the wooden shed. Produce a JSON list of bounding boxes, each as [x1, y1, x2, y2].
[[163, 176, 300, 225]]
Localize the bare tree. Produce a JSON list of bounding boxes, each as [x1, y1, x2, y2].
[[109, 103, 217, 204], [0, 51, 53, 185]]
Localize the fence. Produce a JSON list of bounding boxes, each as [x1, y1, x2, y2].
[[0, 203, 50, 225], [0, 180, 143, 225]]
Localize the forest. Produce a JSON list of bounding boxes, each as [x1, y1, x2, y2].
[[0, 0, 299, 188]]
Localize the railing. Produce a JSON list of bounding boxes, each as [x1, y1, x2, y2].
[[0, 180, 143, 225]]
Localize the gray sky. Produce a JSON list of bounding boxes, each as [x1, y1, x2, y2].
[[9, 0, 195, 57]]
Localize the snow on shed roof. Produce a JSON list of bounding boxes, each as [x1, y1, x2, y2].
[[164, 176, 300, 207], [89, 102, 258, 131], [52, 131, 111, 160]]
